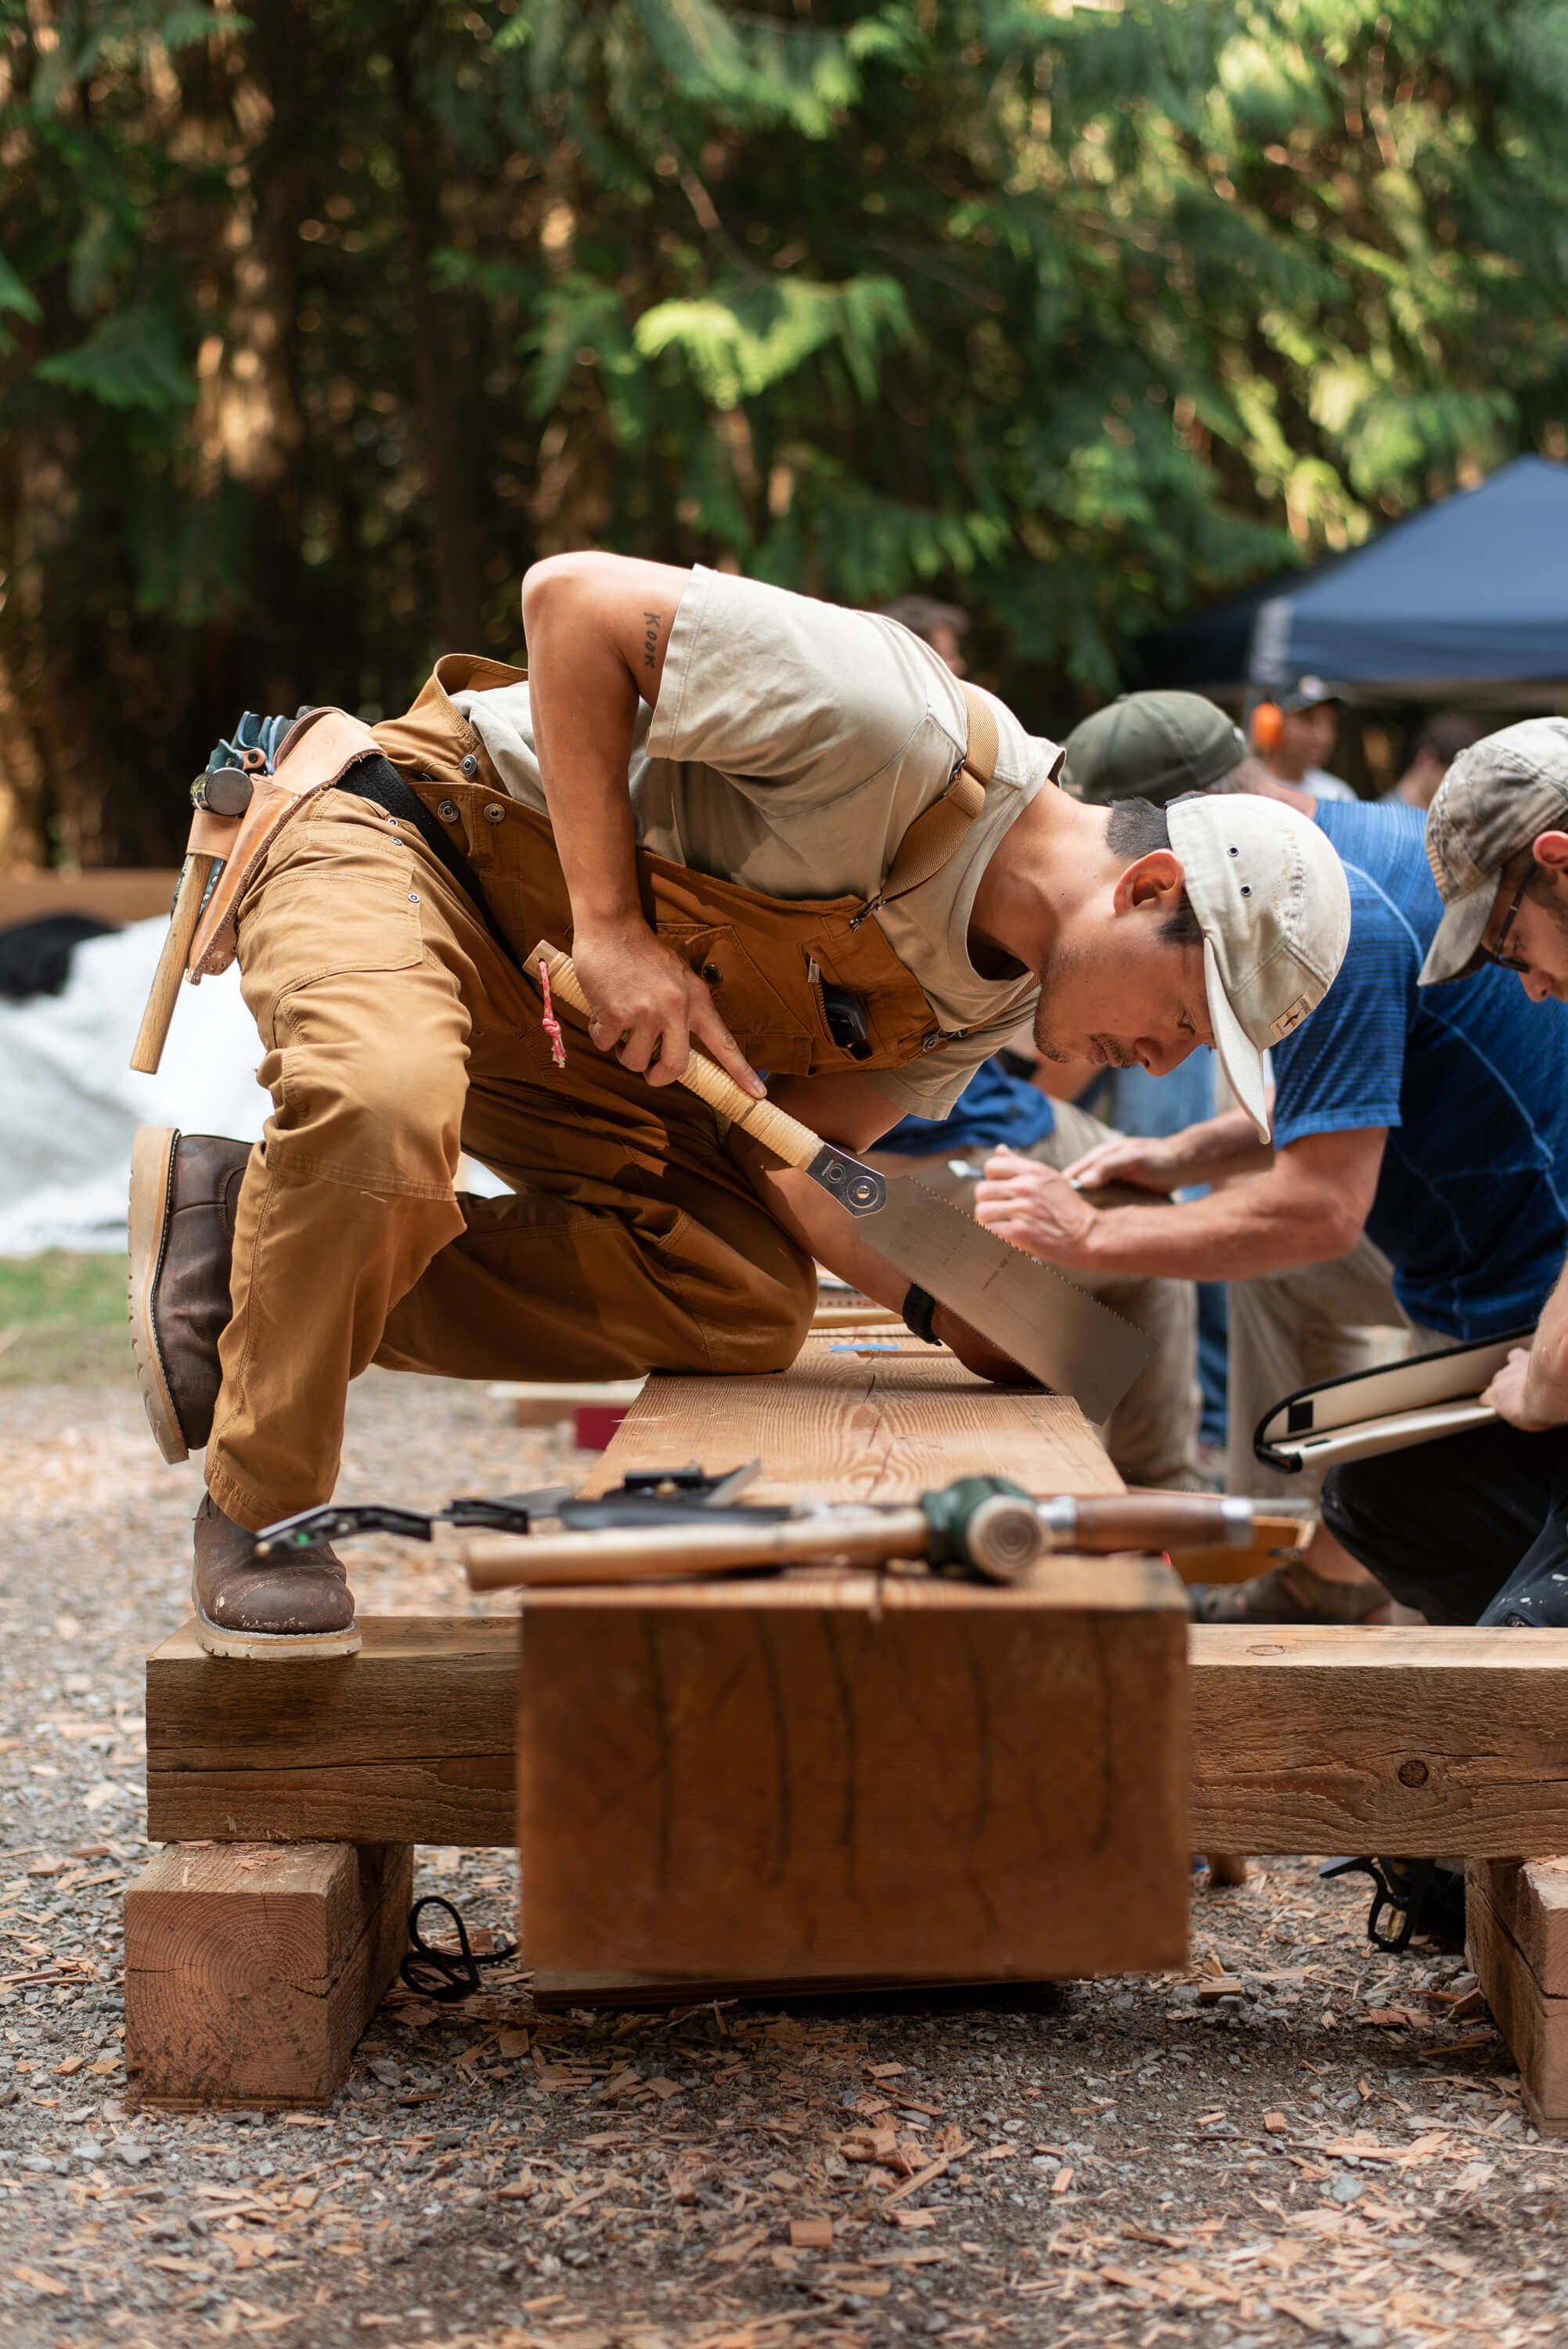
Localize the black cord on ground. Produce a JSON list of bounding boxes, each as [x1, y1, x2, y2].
[[400, 1896, 518, 2003]]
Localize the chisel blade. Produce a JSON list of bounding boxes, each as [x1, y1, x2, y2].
[[864, 1175, 1154, 1423]]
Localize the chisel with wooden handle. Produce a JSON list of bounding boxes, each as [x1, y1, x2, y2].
[[465, 1485, 1255, 1590], [526, 940, 1153, 1422]]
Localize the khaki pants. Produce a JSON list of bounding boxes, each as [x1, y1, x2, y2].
[[1226, 1232, 1445, 1501], [206, 791, 816, 1531], [866, 1097, 1202, 1490]]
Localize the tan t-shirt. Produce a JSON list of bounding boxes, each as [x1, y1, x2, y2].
[[454, 566, 1061, 1117]]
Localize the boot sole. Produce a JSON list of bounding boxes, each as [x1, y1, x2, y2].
[[191, 1579, 362, 1662], [128, 1125, 188, 1466]]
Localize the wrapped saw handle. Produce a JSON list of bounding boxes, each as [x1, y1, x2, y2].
[[527, 937, 824, 1172], [1039, 1494, 1252, 1552]]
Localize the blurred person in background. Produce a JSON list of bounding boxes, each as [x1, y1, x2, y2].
[[1391, 711, 1486, 809], [878, 594, 969, 679], [1323, 720, 1568, 1627], [1253, 677, 1356, 803], [870, 608, 1202, 1488]]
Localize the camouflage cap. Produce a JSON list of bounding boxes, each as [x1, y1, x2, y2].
[[1062, 691, 1249, 807], [1420, 717, 1568, 985]]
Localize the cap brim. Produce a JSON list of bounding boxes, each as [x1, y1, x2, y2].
[[1201, 935, 1272, 1144], [1418, 885, 1493, 987]]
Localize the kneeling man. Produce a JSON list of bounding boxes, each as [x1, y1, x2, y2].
[[129, 557, 1348, 1656]]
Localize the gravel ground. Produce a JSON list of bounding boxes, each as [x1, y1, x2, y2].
[[2, 1354, 1566, 2349]]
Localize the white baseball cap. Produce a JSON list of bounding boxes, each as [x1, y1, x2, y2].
[[1166, 796, 1352, 1143]]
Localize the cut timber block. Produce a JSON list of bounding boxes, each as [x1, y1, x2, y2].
[[488, 1376, 644, 1430], [517, 1558, 1191, 1993], [124, 1842, 410, 2110], [1467, 1858, 1568, 2135]]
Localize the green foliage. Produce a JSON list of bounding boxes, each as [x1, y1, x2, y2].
[[35, 303, 193, 410], [0, 1250, 139, 1387], [0, 1249, 128, 1330], [5, 0, 1568, 864], [634, 276, 913, 406]]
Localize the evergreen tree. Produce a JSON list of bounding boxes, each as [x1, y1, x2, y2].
[[4, 0, 1568, 861]]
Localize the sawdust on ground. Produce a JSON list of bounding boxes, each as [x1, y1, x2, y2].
[[1, 1362, 1563, 2349]]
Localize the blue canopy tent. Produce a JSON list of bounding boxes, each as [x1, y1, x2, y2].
[[1137, 456, 1568, 706]]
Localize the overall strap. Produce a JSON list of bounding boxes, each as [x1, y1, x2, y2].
[[865, 683, 1002, 916], [337, 757, 523, 972]]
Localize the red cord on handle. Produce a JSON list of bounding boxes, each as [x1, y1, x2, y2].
[[538, 958, 567, 1068]]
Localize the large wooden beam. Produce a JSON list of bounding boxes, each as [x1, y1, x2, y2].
[[537, 1342, 1195, 1986], [147, 1347, 1124, 1849], [124, 1842, 410, 2109], [516, 1557, 1190, 1988], [148, 1618, 1568, 1857]]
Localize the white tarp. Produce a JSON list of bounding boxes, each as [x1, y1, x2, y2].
[[0, 915, 511, 1255], [0, 919, 272, 1255]]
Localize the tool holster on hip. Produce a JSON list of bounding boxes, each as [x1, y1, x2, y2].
[[130, 707, 384, 1075], [186, 708, 384, 978]]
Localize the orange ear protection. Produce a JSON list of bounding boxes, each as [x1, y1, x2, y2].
[[1249, 701, 1284, 753]]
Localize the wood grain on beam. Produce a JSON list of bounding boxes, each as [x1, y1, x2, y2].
[[1470, 1856, 1568, 1997], [146, 1617, 517, 1846], [149, 1619, 1568, 1859], [517, 1561, 1190, 1986], [577, 1344, 1123, 1504], [1190, 1625, 1568, 1856]]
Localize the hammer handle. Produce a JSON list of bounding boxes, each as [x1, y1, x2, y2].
[[466, 1506, 930, 1590], [130, 852, 218, 1076], [527, 939, 824, 1172]]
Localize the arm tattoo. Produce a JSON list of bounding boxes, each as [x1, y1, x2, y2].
[[642, 609, 662, 673]]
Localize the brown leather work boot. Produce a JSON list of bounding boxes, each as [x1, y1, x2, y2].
[[192, 1492, 360, 1660], [128, 1126, 251, 1463]]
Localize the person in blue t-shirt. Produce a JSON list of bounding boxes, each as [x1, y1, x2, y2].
[[971, 692, 1568, 1625], [869, 1052, 1202, 1488]]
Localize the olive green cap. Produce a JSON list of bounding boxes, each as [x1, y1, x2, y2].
[[1062, 691, 1249, 808]]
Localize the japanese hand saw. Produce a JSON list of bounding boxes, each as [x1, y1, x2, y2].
[[527, 940, 1153, 1423]]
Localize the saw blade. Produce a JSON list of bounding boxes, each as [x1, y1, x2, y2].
[[865, 1176, 1154, 1423]]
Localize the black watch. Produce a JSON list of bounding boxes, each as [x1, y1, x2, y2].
[[903, 1283, 939, 1345]]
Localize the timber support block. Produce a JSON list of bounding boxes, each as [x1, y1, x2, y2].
[[124, 1841, 412, 2110], [1466, 1857, 1568, 2136]]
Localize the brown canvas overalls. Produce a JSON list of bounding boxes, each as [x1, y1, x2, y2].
[[203, 657, 1016, 1532]]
